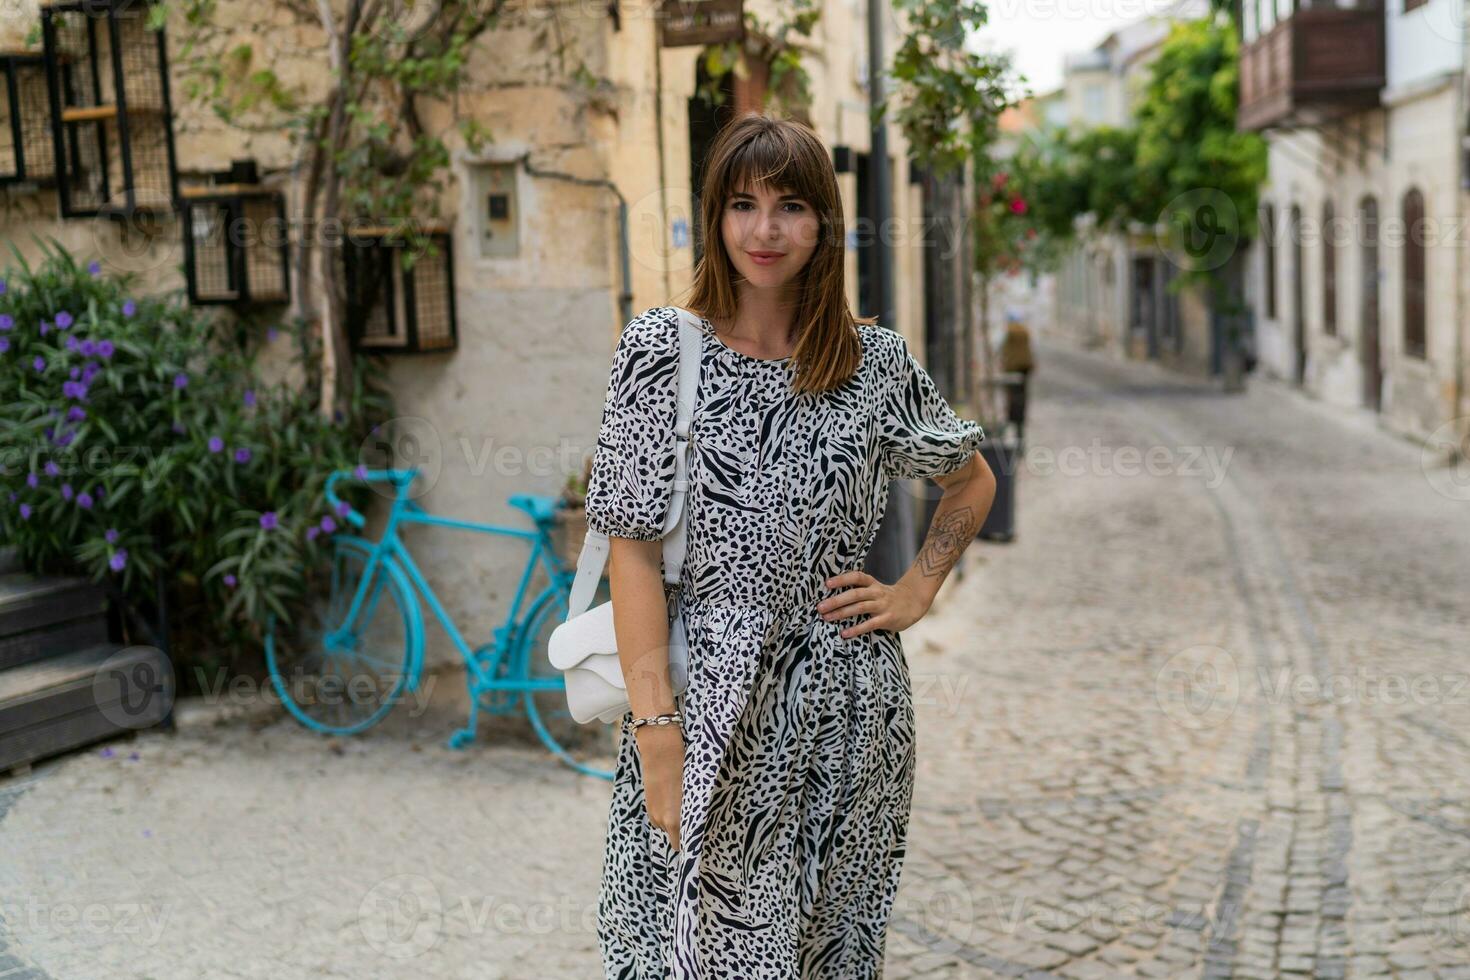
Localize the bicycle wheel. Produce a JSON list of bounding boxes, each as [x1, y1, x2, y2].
[[266, 537, 418, 735], [522, 584, 621, 779]]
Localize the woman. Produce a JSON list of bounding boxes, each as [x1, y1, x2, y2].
[[584, 113, 996, 978]]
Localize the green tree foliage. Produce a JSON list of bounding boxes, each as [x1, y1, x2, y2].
[[1007, 14, 1266, 280]]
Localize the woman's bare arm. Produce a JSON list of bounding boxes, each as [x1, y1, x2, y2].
[[608, 536, 680, 717], [609, 535, 686, 850], [898, 451, 998, 609]]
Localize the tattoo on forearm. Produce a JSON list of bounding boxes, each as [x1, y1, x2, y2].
[[915, 506, 976, 578]]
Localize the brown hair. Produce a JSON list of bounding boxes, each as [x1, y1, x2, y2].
[[677, 112, 875, 394]]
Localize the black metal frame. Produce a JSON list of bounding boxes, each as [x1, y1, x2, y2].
[[1, 51, 57, 186], [342, 226, 459, 355], [180, 185, 290, 306], [40, 0, 181, 220]]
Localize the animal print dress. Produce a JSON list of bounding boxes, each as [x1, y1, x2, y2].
[[584, 306, 986, 979]]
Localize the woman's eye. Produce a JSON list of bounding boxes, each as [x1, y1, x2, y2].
[[784, 202, 806, 213]]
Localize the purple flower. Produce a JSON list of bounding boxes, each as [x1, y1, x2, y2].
[[173, 372, 189, 390], [259, 511, 278, 530], [99, 746, 114, 758], [122, 300, 136, 317], [208, 435, 224, 453], [0, 279, 6, 294], [223, 573, 237, 587], [97, 340, 114, 359], [55, 310, 73, 330], [109, 548, 127, 571], [82, 363, 101, 383], [70, 366, 80, 379], [26, 472, 38, 488], [94, 485, 103, 499], [354, 464, 368, 480], [105, 528, 118, 544], [88, 260, 102, 277], [243, 389, 256, 408], [44, 460, 59, 477], [79, 339, 96, 357], [334, 499, 351, 517], [306, 526, 320, 541], [18, 503, 31, 520], [67, 406, 85, 422], [76, 491, 92, 509], [171, 420, 186, 435], [32, 355, 45, 372], [60, 483, 73, 500], [0, 314, 12, 330], [65, 336, 80, 352], [320, 515, 336, 533], [63, 380, 87, 400], [38, 320, 49, 336], [233, 447, 251, 464], [56, 430, 75, 447], [0, 338, 9, 354]]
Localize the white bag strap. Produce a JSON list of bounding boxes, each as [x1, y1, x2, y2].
[[566, 308, 702, 620]]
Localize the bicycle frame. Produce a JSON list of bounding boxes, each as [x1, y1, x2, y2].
[[326, 467, 573, 694]]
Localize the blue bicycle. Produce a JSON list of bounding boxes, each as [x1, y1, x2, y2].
[[263, 466, 617, 779]]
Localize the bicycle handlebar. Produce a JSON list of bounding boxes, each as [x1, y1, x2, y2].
[[324, 467, 419, 529]]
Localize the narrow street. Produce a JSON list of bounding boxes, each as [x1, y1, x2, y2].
[[2, 340, 1468, 979]]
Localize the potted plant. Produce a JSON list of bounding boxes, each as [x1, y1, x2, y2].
[[551, 454, 593, 567]]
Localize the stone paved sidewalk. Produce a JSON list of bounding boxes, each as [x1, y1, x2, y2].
[[2, 341, 1468, 978]]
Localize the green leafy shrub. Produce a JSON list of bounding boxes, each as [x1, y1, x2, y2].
[[0, 238, 395, 691]]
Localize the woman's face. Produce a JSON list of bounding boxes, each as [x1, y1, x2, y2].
[[721, 180, 820, 289]]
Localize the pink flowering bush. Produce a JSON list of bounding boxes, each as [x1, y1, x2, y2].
[[0, 239, 395, 688]]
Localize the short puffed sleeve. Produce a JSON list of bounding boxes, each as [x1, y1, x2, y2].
[[582, 308, 679, 540], [878, 330, 986, 481]]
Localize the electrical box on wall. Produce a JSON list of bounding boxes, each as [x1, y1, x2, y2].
[[470, 162, 518, 258]]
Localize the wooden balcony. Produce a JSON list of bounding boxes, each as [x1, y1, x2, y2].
[[1238, 1, 1385, 132]]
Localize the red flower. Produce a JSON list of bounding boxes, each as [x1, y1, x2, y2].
[[992, 171, 1009, 190], [1010, 197, 1027, 215]]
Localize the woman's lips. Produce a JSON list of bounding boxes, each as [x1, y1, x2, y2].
[[747, 251, 785, 266]]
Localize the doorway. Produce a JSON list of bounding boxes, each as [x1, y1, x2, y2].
[[1359, 196, 1382, 411], [1291, 205, 1306, 385]]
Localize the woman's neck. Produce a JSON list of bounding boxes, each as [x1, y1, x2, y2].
[[717, 284, 800, 357]]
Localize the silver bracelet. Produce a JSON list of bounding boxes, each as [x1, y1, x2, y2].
[[630, 710, 683, 731]]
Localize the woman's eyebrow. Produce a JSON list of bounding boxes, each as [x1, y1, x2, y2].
[[731, 190, 804, 201]]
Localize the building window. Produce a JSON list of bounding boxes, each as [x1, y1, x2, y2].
[[1402, 187, 1426, 359], [1083, 84, 1106, 124], [1322, 200, 1337, 336], [1404, 0, 1427, 13], [1261, 204, 1277, 319]]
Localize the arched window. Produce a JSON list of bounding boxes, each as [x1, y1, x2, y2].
[[1402, 188, 1426, 359], [1322, 200, 1337, 336], [1261, 203, 1277, 319]]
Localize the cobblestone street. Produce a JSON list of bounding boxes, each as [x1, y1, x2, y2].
[[2, 340, 1469, 979]]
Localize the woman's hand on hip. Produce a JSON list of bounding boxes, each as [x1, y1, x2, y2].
[[636, 725, 685, 852], [817, 570, 929, 638]]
